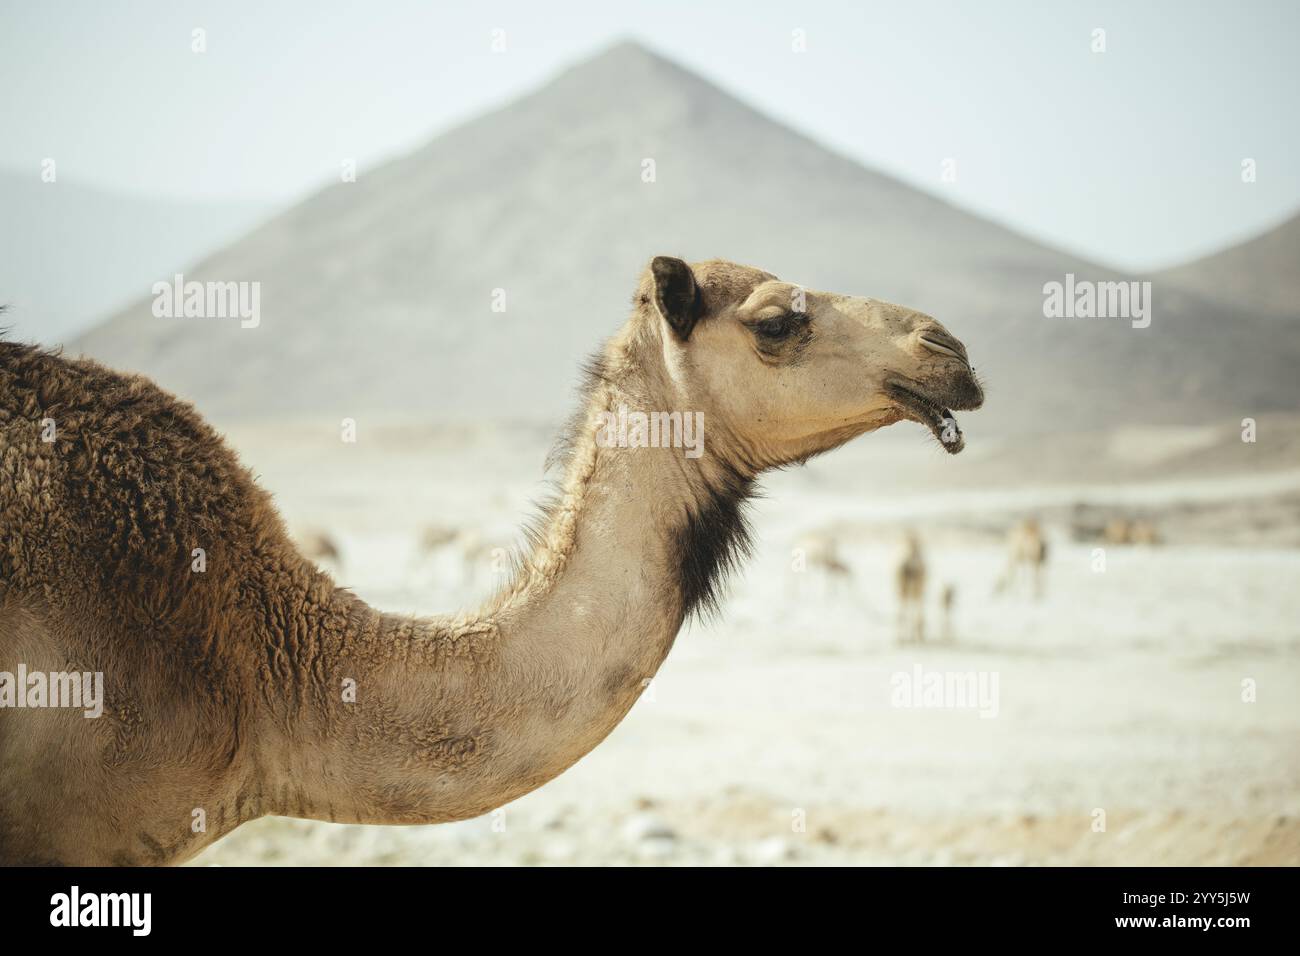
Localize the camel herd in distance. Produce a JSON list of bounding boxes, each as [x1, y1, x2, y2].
[[296, 508, 1165, 647]]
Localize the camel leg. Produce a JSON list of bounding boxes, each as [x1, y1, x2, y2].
[[993, 563, 1010, 597]]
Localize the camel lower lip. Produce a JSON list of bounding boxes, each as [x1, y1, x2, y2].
[[886, 384, 965, 454]]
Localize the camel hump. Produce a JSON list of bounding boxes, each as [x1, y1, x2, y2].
[[0, 338, 291, 605]]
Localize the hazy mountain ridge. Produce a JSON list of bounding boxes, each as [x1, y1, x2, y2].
[[72, 41, 1300, 434], [0, 170, 271, 343], [1154, 212, 1300, 318]]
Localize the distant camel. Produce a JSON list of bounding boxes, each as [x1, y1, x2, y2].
[[939, 583, 957, 642], [895, 532, 927, 643], [790, 532, 853, 600], [1104, 517, 1160, 546], [418, 525, 505, 589], [457, 534, 509, 589], [1130, 519, 1160, 546], [995, 518, 1048, 599], [417, 524, 464, 554], [0, 256, 982, 864], [1103, 518, 1130, 545], [297, 529, 343, 569]]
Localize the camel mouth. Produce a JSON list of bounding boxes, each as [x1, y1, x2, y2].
[[885, 382, 965, 454]]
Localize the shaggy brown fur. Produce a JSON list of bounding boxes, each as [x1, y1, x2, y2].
[[0, 257, 982, 864], [1, 338, 362, 862]]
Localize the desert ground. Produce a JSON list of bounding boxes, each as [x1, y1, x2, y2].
[[190, 417, 1300, 865]]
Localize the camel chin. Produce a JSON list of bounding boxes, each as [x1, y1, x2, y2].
[[885, 384, 967, 454]]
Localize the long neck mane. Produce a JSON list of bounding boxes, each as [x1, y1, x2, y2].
[[254, 319, 756, 826]]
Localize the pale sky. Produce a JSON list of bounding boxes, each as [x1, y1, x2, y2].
[[2, 0, 1298, 270]]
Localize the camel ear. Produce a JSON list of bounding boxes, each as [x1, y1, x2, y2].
[[651, 256, 702, 341]]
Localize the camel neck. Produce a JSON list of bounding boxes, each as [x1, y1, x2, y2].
[[491, 356, 756, 630], [254, 344, 756, 826]]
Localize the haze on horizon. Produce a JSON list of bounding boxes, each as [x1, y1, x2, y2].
[[2, 0, 1298, 287]]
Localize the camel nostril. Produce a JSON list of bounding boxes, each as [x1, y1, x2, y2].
[[918, 330, 969, 365]]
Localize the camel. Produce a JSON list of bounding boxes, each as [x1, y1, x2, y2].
[[0, 256, 982, 864], [995, 518, 1048, 599], [1102, 517, 1131, 545], [297, 528, 343, 570], [1103, 517, 1160, 546], [789, 531, 853, 600], [1130, 519, 1160, 546], [895, 532, 927, 644], [939, 583, 957, 642], [417, 524, 465, 554], [418, 525, 506, 590]]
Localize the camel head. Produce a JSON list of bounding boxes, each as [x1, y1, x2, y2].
[[640, 256, 984, 466]]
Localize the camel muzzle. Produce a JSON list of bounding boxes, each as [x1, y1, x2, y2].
[[885, 365, 983, 455]]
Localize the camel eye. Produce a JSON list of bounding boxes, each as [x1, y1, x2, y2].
[[752, 314, 800, 340]]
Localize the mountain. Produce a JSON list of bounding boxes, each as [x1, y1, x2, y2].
[[0, 171, 271, 343], [71, 41, 1300, 434], [1154, 212, 1300, 318]]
